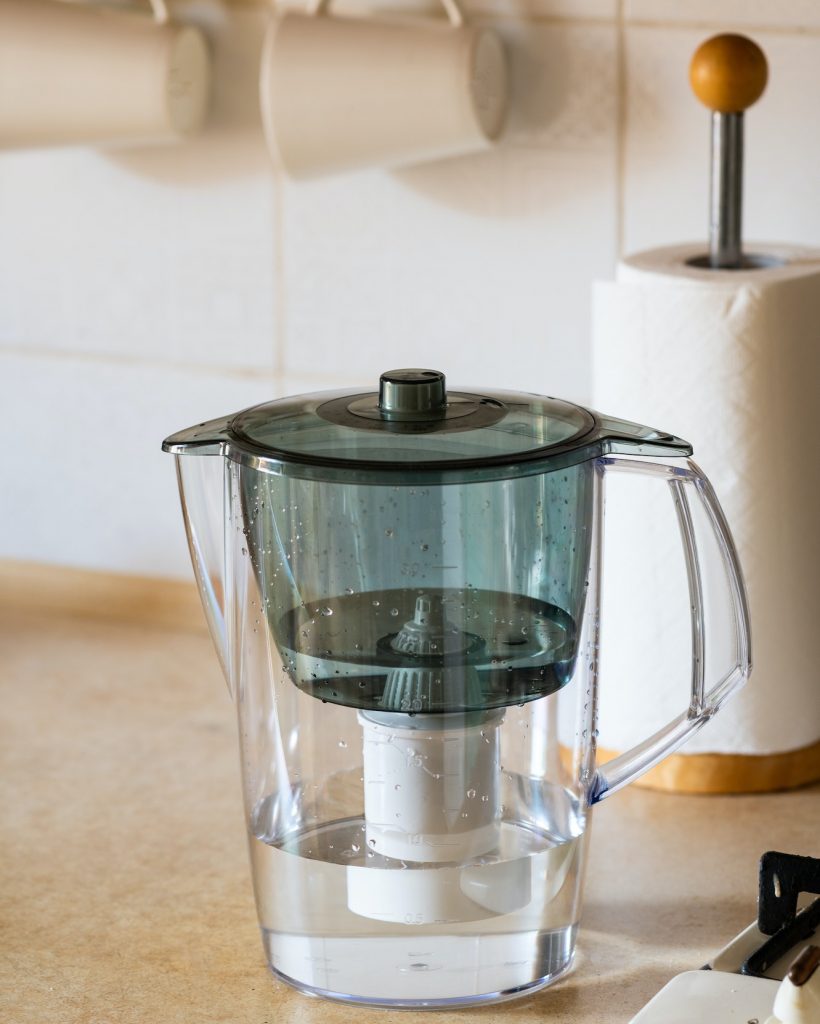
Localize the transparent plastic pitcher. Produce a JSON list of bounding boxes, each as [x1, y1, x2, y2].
[[163, 369, 751, 1009]]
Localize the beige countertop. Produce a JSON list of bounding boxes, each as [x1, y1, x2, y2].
[[2, 606, 818, 1024]]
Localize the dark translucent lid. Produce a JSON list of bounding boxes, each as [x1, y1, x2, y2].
[[163, 368, 691, 481]]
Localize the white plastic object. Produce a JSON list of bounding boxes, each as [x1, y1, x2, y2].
[[346, 853, 533, 924], [259, 0, 508, 179], [629, 971, 779, 1023], [0, 0, 210, 149], [767, 949, 820, 1024], [358, 710, 502, 863]]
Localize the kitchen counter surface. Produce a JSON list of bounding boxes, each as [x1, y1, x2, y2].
[[2, 606, 817, 1024]]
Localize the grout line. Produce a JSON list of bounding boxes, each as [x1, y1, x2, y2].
[[0, 343, 280, 381], [177, 0, 820, 32], [614, 0, 626, 262], [622, 16, 820, 37], [448, 8, 820, 35], [0, 341, 367, 389], [272, 162, 287, 387]]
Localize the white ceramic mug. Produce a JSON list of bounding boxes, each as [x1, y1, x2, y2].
[[0, 0, 210, 149], [259, 0, 508, 179]]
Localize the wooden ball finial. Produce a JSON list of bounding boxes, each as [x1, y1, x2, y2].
[[690, 34, 768, 113]]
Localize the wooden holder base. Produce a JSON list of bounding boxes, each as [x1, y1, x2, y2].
[[596, 741, 820, 794]]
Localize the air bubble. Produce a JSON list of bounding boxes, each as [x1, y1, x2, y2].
[[467, 789, 476, 799], [338, 740, 347, 749], [319, 606, 333, 617], [390, 608, 399, 617]]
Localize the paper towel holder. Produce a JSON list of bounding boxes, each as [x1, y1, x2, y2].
[[687, 34, 784, 272], [0, 0, 211, 150]]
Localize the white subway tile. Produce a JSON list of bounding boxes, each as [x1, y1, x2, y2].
[[622, 26, 820, 257], [0, 352, 277, 578], [0, 8, 277, 372], [280, 22, 618, 405], [624, 0, 820, 31]]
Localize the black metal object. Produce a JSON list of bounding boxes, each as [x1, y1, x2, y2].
[[758, 851, 820, 934], [739, 851, 820, 978], [742, 899, 820, 977]]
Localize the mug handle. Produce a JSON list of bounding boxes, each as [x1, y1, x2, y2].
[[589, 456, 752, 804], [307, 0, 465, 27]]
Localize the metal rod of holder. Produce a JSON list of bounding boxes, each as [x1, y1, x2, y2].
[[710, 111, 744, 269], [690, 34, 768, 270]]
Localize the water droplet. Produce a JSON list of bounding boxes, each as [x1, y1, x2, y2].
[[481, 795, 489, 803], [351, 843, 360, 853], [320, 606, 333, 617], [338, 739, 347, 749], [344, 587, 355, 595], [390, 607, 399, 617], [385, 528, 394, 538], [368, 838, 376, 847], [394, 784, 401, 791], [372, 599, 381, 607], [467, 789, 476, 799]]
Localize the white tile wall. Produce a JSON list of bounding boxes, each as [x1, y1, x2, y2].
[[0, 351, 277, 577], [1, 1, 817, 579], [280, 21, 618, 400], [0, 6, 277, 371]]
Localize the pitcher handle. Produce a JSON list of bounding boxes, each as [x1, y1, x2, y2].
[[589, 456, 752, 804]]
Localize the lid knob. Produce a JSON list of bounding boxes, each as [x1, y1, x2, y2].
[[379, 369, 447, 419]]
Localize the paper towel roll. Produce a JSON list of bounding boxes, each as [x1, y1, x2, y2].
[[592, 243, 820, 791]]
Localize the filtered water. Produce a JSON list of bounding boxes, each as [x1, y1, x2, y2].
[[250, 777, 587, 1008]]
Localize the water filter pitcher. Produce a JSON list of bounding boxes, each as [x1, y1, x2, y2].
[[163, 369, 751, 1009]]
